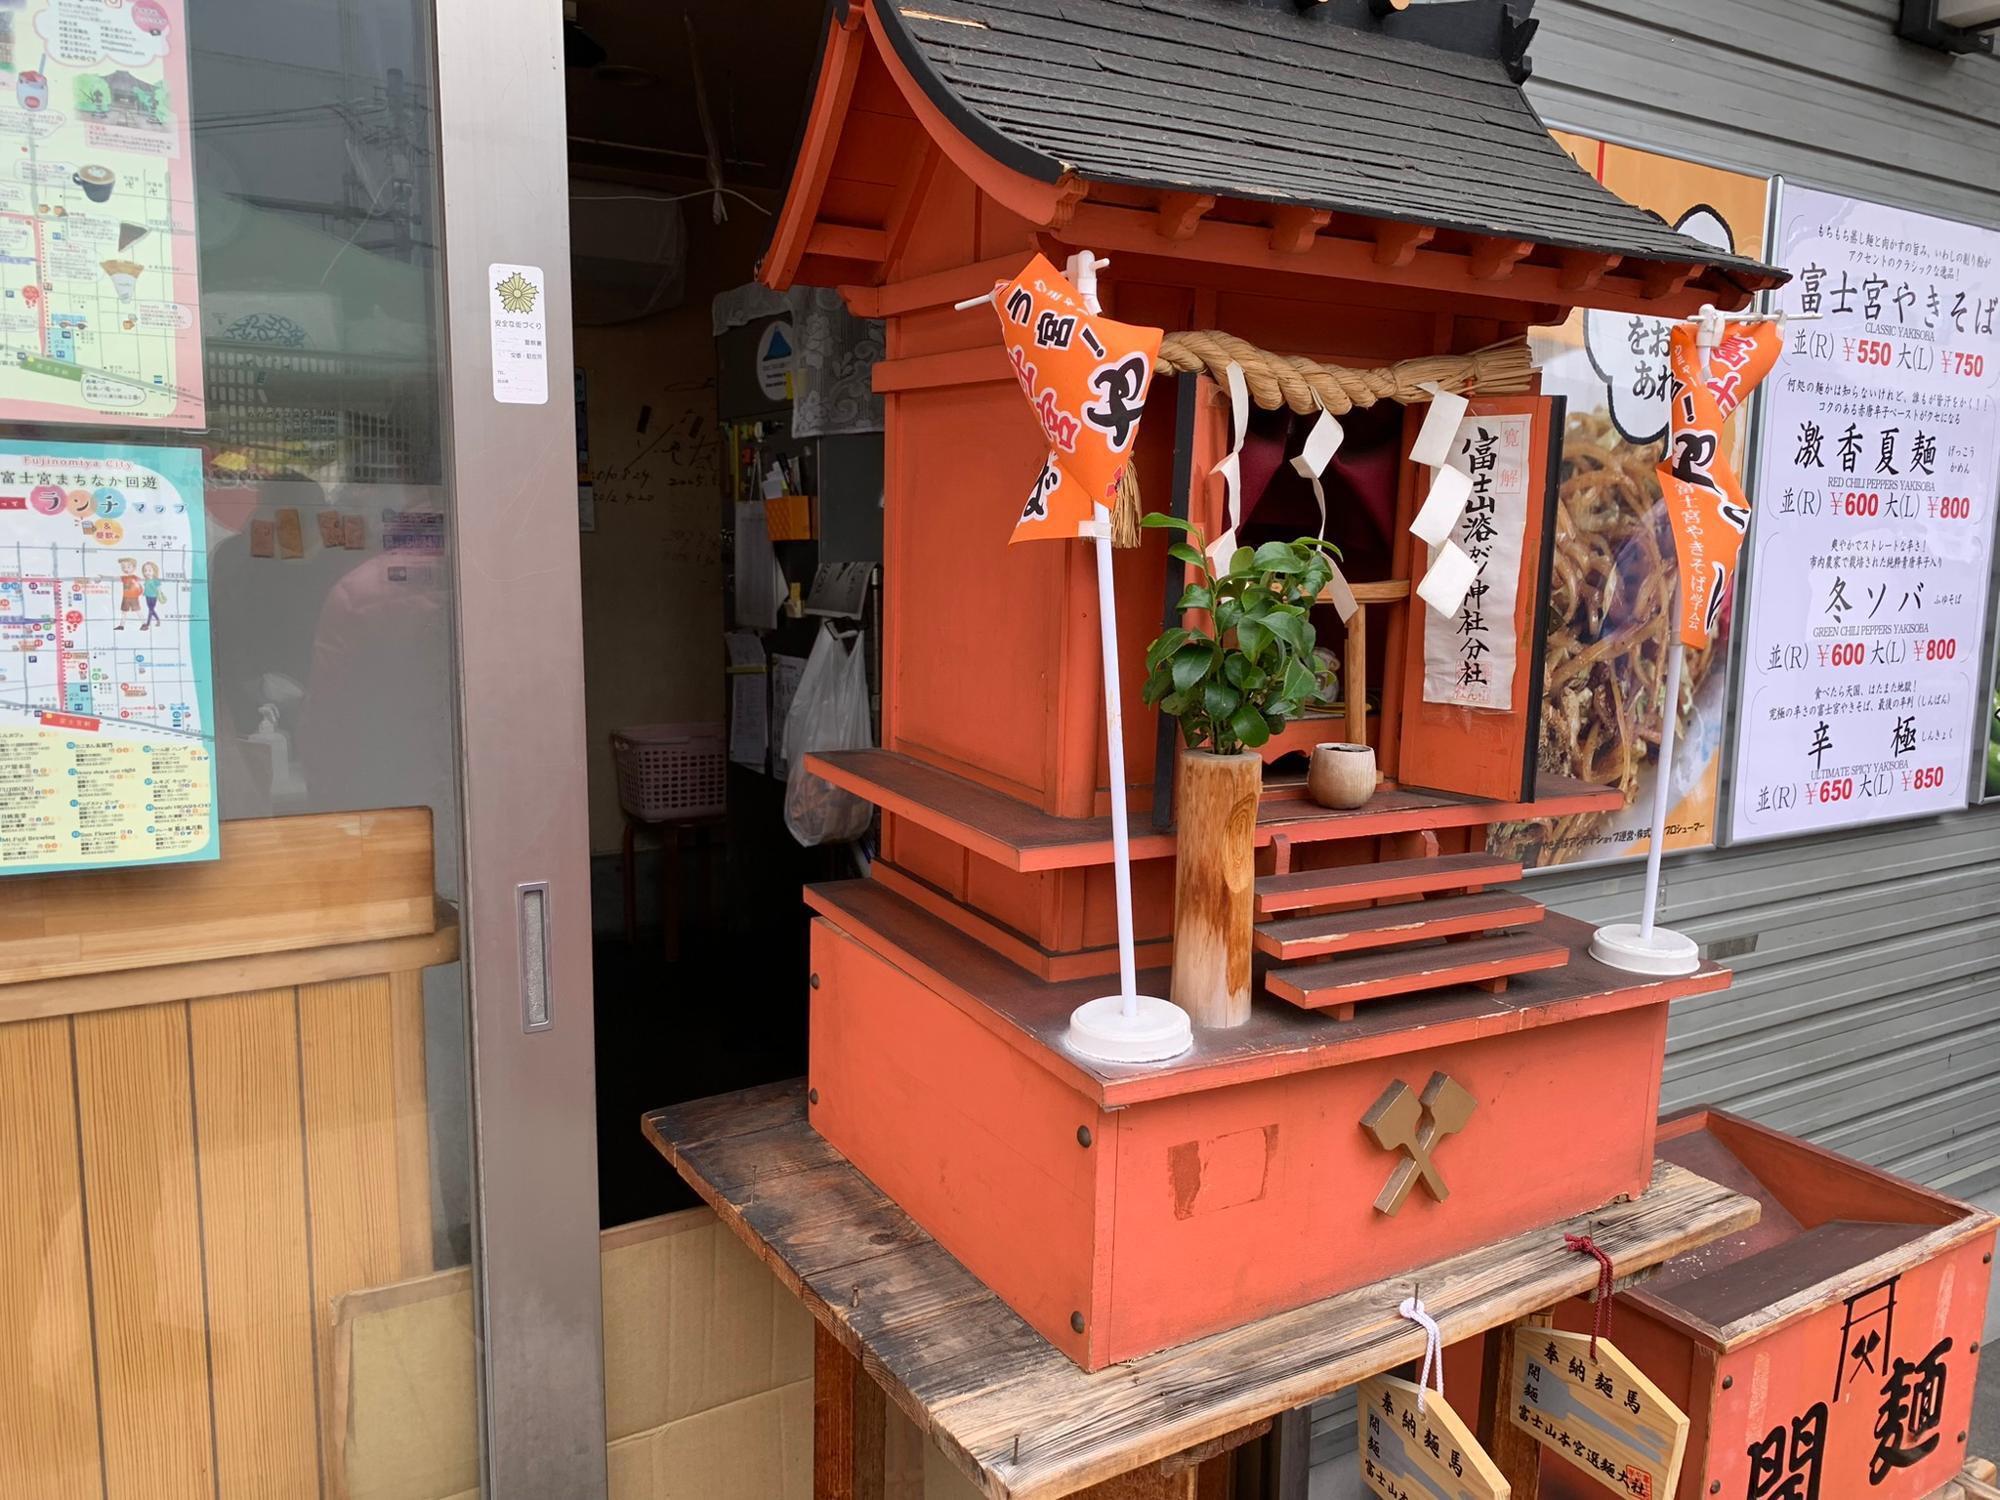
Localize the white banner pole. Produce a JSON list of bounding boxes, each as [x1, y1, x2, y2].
[[1638, 625, 1684, 941], [1059, 251, 1190, 1063], [1092, 500, 1142, 1013]]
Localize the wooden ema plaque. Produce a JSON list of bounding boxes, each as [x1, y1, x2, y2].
[[1358, 1373, 1507, 1500], [1509, 1327, 1688, 1499]]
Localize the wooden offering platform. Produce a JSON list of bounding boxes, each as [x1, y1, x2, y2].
[[807, 748, 1620, 872], [643, 1081, 1760, 1500], [804, 877, 1730, 1369]]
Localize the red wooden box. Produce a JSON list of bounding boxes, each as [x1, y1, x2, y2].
[[805, 879, 1722, 1371], [1464, 1108, 1998, 1500]]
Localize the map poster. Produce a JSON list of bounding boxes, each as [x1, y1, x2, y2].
[[0, 0, 202, 427], [0, 440, 216, 873], [1729, 182, 2000, 842], [1489, 134, 1771, 871]]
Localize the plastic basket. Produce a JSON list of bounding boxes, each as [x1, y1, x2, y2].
[[610, 723, 727, 822]]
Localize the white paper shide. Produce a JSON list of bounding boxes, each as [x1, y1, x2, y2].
[[1422, 413, 1533, 710]]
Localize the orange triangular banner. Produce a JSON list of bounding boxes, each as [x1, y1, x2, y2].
[[990, 254, 1162, 543], [1657, 320, 1783, 649]]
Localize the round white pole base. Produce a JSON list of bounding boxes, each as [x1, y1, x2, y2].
[[1065, 994, 1193, 1064], [1590, 922, 1701, 977]]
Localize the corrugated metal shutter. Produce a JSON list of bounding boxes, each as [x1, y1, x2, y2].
[[1307, 2, 2000, 1482], [1533, 817, 2000, 1193]]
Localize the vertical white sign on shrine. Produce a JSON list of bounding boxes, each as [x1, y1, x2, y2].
[[1422, 411, 1533, 710], [1729, 184, 2000, 842]]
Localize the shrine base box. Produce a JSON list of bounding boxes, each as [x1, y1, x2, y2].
[[805, 881, 1705, 1371], [1523, 1109, 1999, 1500]]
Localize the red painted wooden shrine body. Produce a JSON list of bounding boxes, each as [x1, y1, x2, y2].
[[761, 0, 1788, 1370]]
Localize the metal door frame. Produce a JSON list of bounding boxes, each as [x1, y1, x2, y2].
[[431, 2, 607, 1494]]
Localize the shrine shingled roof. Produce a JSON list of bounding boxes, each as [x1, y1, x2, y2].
[[871, 0, 1783, 291]]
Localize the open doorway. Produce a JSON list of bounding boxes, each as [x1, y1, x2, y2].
[[560, 0, 876, 1227]]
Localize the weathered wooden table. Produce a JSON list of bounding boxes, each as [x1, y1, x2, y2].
[[645, 1080, 1766, 1500]]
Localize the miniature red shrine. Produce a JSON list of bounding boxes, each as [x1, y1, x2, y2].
[[759, 0, 1788, 1371]]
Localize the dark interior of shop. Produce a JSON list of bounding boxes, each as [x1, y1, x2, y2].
[[561, 0, 847, 1227]]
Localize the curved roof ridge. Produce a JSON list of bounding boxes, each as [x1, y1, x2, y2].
[[871, 0, 1783, 283]]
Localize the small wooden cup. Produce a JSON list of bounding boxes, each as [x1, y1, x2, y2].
[[1308, 742, 1377, 809]]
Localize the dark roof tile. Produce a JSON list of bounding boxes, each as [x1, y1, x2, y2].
[[878, 0, 1782, 281]]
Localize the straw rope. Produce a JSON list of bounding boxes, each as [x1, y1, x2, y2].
[[1155, 331, 1534, 415], [1113, 332, 1533, 545]]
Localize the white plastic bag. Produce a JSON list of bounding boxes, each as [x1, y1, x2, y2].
[[783, 624, 874, 846]]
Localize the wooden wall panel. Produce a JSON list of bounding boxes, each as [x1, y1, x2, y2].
[[73, 1003, 215, 1500], [0, 813, 455, 1496], [0, 962, 448, 1498], [389, 969, 436, 1279], [0, 1017, 101, 1500], [189, 988, 323, 1500], [0, 809, 436, 985], [299, 973, 411, 1478]]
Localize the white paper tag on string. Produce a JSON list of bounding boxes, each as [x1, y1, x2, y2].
[[1209, 362, 1252, 544], [1212, 450, 1241, 518], [1223, 361, 1250, 451], [1410, 462, 1473, 547], [1206, 524, 1240, 574], [1417, 540, 1478, 616], [1290, 405, 1345, 479], [1291, 403, 1344, 540], [1321, 559, 1359, 623], [1206, 361, 1253, 573], [1409, 381, 1470, 467]]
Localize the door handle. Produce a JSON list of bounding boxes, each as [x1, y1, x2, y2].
[[518, 880, 552, 1031]]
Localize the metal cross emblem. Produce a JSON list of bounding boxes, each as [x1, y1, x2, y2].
[[1361, 1072, 1478, 1216]]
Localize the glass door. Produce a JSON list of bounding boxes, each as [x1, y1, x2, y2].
[[0, 0, 603, 1496]]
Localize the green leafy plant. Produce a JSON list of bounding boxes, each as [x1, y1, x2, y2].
[[1140, 514, 1341, 754]]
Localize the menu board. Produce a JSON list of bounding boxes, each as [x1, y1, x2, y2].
[[1729, 183, 2000, 842], [0, 0, 203, 427], [0, 441, 216, 873], [1490, 136, 1770, 870]]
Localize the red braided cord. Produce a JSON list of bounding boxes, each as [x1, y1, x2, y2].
[[1564, 1233, 1615, 1360]]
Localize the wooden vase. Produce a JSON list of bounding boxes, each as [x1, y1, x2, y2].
[[1170, 749, 1260, 1028], [1308, 741, 1377, 809]]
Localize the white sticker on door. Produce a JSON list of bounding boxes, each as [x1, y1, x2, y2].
[[489, 263, 549, 405]]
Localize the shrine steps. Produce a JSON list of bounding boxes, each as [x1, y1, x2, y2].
[[1253, 852, 1521, 918], [1264, 931, 1571, 1018], [1252, 851, 1563, 1018], [1253, 889, 1546, 961]]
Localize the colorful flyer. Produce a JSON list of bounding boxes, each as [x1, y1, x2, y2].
[[1729, 182, 2000, 842], [0, 0, 203, 427], [1489, 134, 1772, 870], [0, 440, 216, 873]]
